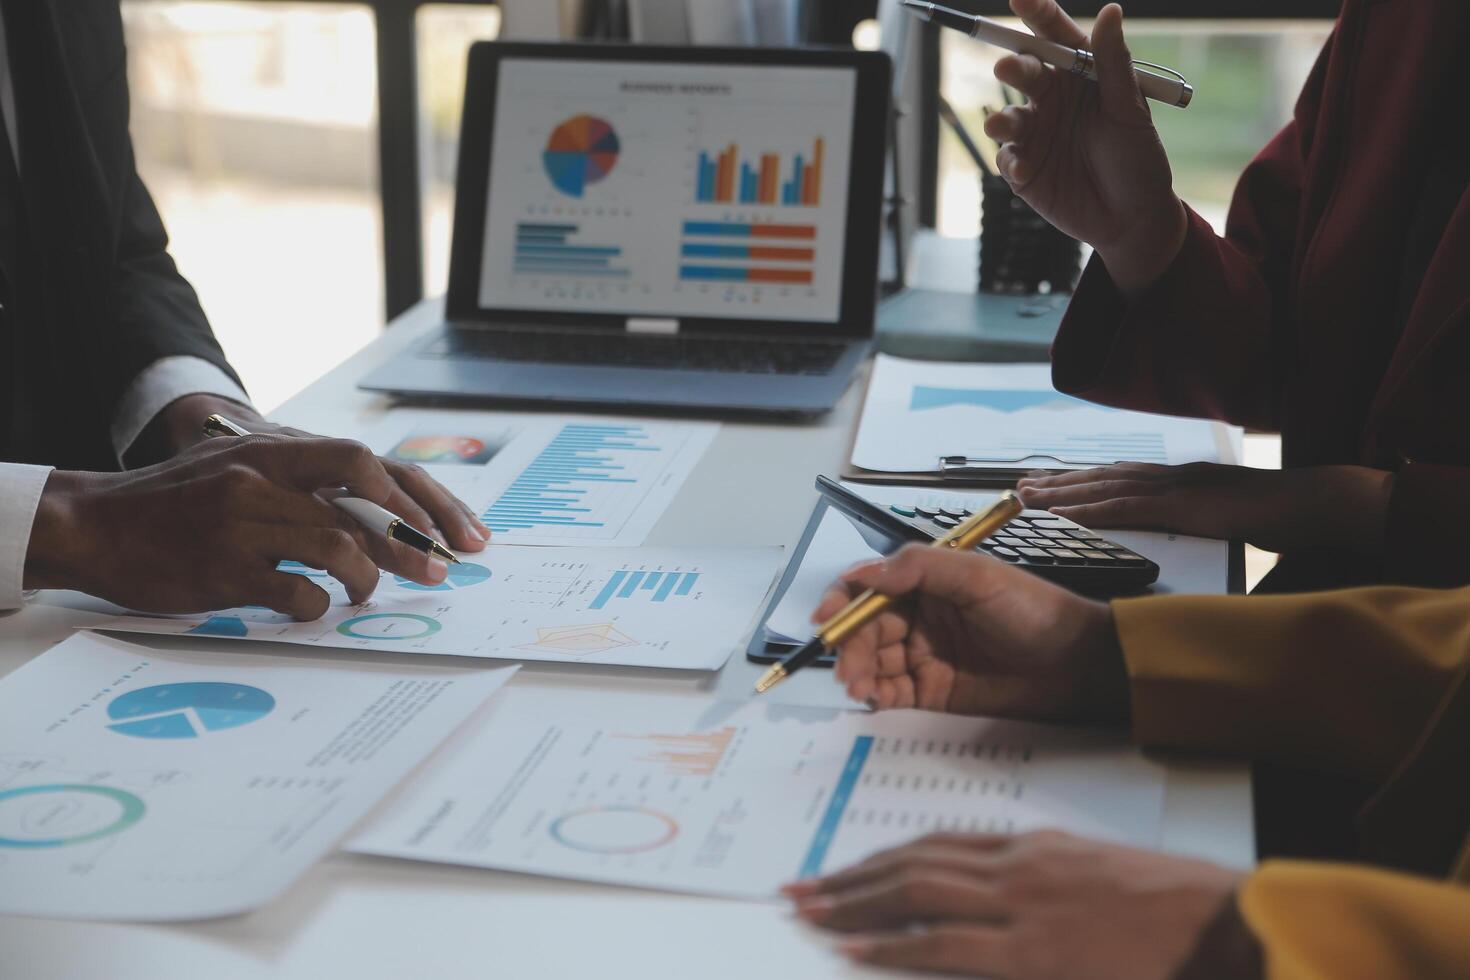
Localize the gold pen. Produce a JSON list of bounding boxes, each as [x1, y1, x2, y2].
[[203, 414, 462, 565], [754, 491, 1023, 694]]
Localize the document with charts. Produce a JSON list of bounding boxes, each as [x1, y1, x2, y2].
[[97, 546, 782, 671], [850, 355, 1230, 479], [372, 410, 719, 547], [350, 688, 1167, 899], [0, 632, 515, 921]]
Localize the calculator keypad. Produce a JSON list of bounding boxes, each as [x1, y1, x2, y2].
[[885, 504, 1158, 590]]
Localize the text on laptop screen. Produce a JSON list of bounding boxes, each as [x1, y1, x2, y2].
[[479, 58, 859, 324]]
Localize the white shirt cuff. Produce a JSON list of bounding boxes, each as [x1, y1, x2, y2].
[[0, 464, 53, 610], [111, 356, 253, 463]]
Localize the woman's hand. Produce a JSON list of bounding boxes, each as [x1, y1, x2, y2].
[[26, 434, 457, 619], [982, 0, 1187, 295], [784, 830, 1251, 980], [813, 545, 1128, 724], [1018, 462, 1395, 555], [141, 393, 490, 555]]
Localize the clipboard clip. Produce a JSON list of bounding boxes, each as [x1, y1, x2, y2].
[[939, 453, 1119, 474]]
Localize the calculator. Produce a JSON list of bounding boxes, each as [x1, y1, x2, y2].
[[815, 475, 1160, 596]]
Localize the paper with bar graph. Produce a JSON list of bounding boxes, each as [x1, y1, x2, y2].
[[95, 546, 782, 670], [852, 355, 1227, 475], [372, 412, 719, 547], [350, 687, 1167, 899]]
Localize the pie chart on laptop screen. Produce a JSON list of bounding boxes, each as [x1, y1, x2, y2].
[[543, 114, 621, 198]]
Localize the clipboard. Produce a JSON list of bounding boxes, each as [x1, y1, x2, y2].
[[838, 363, 1242, 486], [744, 499, 839, 667]]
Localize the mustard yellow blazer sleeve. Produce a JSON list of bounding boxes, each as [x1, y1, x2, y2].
[[1240, 861, 1470, 979], [1112, 586, 1470, 781]]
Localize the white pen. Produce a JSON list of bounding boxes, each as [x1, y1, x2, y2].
[[901, 0, 1194, 109], [202, 414, 462, 565]]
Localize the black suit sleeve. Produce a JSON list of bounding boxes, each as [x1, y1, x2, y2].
[[102, 55, 246, 414], [60, 0, 248, 420], [106, 141, 247, 408]]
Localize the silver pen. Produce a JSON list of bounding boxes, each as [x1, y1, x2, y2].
[[901, 1, 1194, 109]]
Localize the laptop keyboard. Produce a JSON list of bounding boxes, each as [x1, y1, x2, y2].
[[420, 330, 847, 376]]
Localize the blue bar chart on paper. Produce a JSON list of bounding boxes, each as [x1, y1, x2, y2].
[[589, 570, 702, 610], [475, 421, 720, 546]]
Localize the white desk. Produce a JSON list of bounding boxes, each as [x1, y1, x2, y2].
[[0, 301, 1253, 980]]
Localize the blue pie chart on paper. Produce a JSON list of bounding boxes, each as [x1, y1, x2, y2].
[[187, 616, 250, 638], [395, 562, 492, 592], [106, 682, 276, 740]]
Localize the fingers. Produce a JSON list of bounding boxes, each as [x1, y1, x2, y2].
[[381, 460, 490, 553], [911, 653, 959, 712], [839, 545, 1010, 611], [253, 568, 332, 621], [995, 142, 1033, 187], [982, 104, 1034, 146], [1017, 463, 1167, 492], [1091, 2, 1149, 120], [1020, 477, 1168, 510], [871, 673, 917, 711], [993, 54, 1051, 102], [839, 925, 1010, 975], [1047, 496, 1166, 530], [1009, 0, 1088, 47], [797, 870, 1005, 933], [240, 435, 398, 505], [254, 524, 382, 606], [309, 493, 450, 589], [787, 837, 1008, 898]]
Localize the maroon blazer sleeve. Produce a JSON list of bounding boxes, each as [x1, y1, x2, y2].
[[1050, 34, 1334, 431]]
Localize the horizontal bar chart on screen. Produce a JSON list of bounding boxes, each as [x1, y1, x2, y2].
[[679, 266, 814, 284], [513, 222, 632, 278], [680, 244, 815, 262], [682, 221, 817, 239]]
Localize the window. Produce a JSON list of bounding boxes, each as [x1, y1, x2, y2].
[[122, 1, 381, 412], [937, 21, 1333, 236], [418, 3, 502, 296]]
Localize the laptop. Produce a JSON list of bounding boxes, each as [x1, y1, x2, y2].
[[360, 42, 892, 418]]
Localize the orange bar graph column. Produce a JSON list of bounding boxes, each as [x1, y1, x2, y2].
[[802, 138, 824, 206], [716, 145, 736, 202], [758, 154, 778, 205]]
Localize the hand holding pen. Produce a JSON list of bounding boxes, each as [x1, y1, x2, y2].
[[204, 415, 462, 565], [936, 0, 1192, 298], [755, 493, 1023, 694], [806, 525, 1132, 722]]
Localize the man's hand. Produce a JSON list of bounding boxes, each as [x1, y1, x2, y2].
[[783, 831, 1251, 980], [25, 435, 455, 620], [982, 0, 1187, 295], [1018, 462, 1395, 555], [141, 393, 490, 555], [813, 545, 1128, 724]]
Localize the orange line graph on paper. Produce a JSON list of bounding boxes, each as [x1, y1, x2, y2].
[[613, 727, 737, 778], [516, 623, 638, 655]]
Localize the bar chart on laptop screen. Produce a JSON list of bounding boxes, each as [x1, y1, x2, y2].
[[479, 58, 857, 323]]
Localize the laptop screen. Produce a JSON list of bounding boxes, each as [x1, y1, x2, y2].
[[477, 58, 860, 325]]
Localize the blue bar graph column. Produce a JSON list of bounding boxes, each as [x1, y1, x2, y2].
[[480, 424, 660, 535], [591, 570, 702, 610]]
